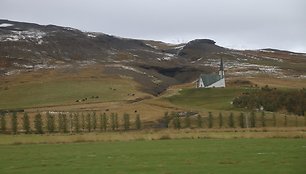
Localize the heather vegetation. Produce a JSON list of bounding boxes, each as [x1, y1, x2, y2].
[[233, 86, 306, 115]]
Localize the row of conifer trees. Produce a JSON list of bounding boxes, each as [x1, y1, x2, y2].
[[0, 111, 305, 134], [164, 111, 305, 129], [0, 112, 141, 134]]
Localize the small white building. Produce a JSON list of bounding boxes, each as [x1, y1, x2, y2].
[[197, 58, 225, 88]]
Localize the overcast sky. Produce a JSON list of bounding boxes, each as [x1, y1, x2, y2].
[[1, 0, 305, 52]]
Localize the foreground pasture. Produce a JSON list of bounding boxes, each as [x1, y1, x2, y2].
[[0, 138, 305, 174]]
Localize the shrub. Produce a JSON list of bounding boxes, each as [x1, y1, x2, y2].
[[123, 113, 130, 131], [184, 115, 190, 128], [135, 114, 141, 130], [284, 115, 287, 127], [23, 112, 30, 134], [46, 112, 55, 133], [159, 135, 171, 140], [208, 112, 213, 128], [228, 113, 235, 128], [34, 113, 43, 134], [197, 115, 203, 128], [11, 112, 18, 134]]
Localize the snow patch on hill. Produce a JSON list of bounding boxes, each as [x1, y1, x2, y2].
[[0, 23, 14, 27], [86, 33, 97, 38], [0, 30, 46, 44], [105, 64, 146, 75]]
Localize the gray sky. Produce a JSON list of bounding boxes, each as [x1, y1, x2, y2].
[[1, 0, 305, 52]]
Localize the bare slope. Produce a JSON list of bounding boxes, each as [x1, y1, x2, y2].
[[1, 19, 306, 113]]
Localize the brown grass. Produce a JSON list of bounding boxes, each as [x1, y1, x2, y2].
[[0, 127, 305, 145]]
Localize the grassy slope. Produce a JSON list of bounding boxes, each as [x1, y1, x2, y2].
[[0, 79, 137, 109], [0, 66, 144, 109], [0, 139, 305, 174], [167, 87, 248, 111]]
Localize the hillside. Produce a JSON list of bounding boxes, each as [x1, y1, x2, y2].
[[1, 19, 306, 113]]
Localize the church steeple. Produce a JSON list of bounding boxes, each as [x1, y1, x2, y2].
[[220, 58, 224, 71], [219, 58, 224, 78]]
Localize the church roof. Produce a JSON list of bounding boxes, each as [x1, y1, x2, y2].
[[200, 73, 222, 87]]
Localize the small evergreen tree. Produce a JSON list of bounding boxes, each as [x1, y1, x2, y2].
[[273, 113, 277, 127], [228, 113, 235, 128], [92, 112, 97, 131], [74, 113, 80, 133], [62, 114, 68, 133], [115, 113, 119, 129], [47, 112, 55, 133], [208, 112, 213, 128], [0, 113, 6, 133], [219, 113, 223, 128], [163, 112, 170, 128], [81, 113, 85, 132], [69, 113, 73, 133], [135, 114, 141, 130], [173, 113, 181, 129], [239, 113, 244, 128], [11, 112, 18, 134], [261, 112, 266, 127], [58, 113, 63, 132], [34, 113, 43, 134], [250, 111, 256, 128], [123, 113, 130, 131], [23, 112, 30, 134], [184, 115, 190, 128], [100, 113, 107, 131], [111, 113, 116, 131], [197, 114, 203, 128], [86, 113, 92, 132]]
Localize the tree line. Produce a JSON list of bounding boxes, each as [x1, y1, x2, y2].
[[163, 111, 305, 129], [0, 112, 141, 134], [0, 111, 305, 134]]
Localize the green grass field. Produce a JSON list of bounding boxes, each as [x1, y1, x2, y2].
[[0, 139, 305, 174], [167, 87, 249, 111]]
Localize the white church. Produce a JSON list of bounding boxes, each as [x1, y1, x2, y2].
[[197, 58, 225, 88]]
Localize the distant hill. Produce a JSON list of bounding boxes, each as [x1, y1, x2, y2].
[[1, 19, 306, 95]]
